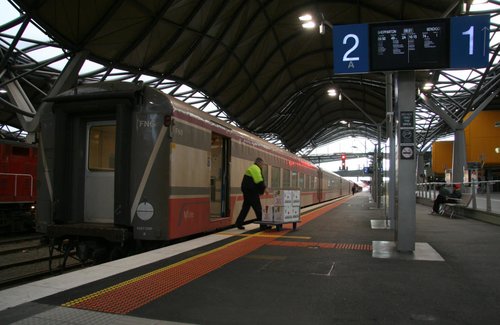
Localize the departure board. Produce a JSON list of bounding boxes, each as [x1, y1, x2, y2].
[[370, 19, 449, 71]]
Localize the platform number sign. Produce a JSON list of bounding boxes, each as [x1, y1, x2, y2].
[[450, 15, 490, 69], [332, 15, 490, 74], [333, 24, 369, 74]]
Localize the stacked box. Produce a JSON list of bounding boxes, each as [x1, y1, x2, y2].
[[273, 190, 293, 206], [292, 190, 301, 207], [262, 205, 273, 222], [262, 190, 300, 223], [273, 206, 284, 222]]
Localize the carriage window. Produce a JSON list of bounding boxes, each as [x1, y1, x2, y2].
[[292, 171, 298, 188], [271, 166, 281, 189], [261, 163, 268, 182], [298, 173, 305, 190], [88, 125, 116, 171], [283, 169, 290, 188], [328, 179, 335, 189]]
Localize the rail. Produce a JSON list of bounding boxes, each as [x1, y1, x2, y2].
[[0, 172, 34, 198], [416, 180, 500, 214]]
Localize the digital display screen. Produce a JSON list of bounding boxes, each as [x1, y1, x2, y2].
[[370, 19, 449, 71]]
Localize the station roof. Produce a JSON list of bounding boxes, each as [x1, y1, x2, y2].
[[4, 0, 500, 153]]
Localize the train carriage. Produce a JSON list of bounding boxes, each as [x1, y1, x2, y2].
[[37, 81, 354, 260]]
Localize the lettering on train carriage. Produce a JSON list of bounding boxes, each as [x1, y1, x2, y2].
[[137, 119, 157, 128]]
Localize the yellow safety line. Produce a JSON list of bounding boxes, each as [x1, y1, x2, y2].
[[218, 232, 311, 240]]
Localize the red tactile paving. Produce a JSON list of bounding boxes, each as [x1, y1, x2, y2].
[[267, 240, 372, 251], [62, 196, 354, 314], [63, 235, 275, 314]]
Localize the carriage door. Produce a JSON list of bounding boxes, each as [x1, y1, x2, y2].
[[84, 121, 116, 223], [210, 133, 230, 218]]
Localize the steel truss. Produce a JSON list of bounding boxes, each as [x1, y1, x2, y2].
[[0, 2, 499, 155]]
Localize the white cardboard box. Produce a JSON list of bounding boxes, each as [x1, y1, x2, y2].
[[273, 206, 285, 222], [292, 190, 301, 207], [273, 190, 293, 206], [262, 205, 274, 222]]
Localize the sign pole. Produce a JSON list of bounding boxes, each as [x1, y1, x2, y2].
[[386, 72, 396, 228], [395, 71, 416, 252]]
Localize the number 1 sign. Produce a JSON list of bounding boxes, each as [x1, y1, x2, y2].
[[450, 15, 490, 69]]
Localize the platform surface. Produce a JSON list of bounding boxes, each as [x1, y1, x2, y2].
[[1, 191, 500, 324]]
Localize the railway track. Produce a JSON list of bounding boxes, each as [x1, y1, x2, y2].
[[0, 234, 83, 289]]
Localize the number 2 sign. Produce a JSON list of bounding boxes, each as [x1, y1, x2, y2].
[[450, 15, 490, 69], [333, 24, 369, 74]]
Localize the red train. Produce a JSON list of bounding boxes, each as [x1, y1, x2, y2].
[[0, 139, 37, 233]]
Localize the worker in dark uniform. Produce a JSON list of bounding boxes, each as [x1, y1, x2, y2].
[[235, 157, 267, 230]]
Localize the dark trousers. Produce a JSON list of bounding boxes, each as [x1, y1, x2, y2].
[[236, 191, 262, 226], [433, 195, 446, 213]]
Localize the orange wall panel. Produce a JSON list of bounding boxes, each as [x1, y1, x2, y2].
[[464, 111, 500, 165], [431, 141, 453, 174]]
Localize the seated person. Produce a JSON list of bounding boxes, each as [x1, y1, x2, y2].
[[432, 184, 450, 214], [447, 184, 462, 201]]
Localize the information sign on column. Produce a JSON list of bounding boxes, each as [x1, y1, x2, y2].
[[399, 111, 415, 160], [450, 15, 490, 69], [332, 24, 369, 74]]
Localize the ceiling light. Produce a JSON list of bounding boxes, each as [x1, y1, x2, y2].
[[302, 21, 316, 29], [462, 2, 468, 13], [422, 82, 434, 90], [0, 88, 7, 94], [340, 120, 348, 125], [319, 23, 325, 34], [299, 14, 313, 21], [327, 88, 337, 97]]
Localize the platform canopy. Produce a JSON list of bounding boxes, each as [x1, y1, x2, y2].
[[2, 0, 500, 153]]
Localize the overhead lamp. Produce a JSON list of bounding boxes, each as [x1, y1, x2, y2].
[[327, 88, 337, 97], [299, 14, 316, 29], [0, 88, 7, 94], [422, 82, 434, 90], [302, 21, 316, 29], [340, 120, 348, 125], [319, 22, 325, 34], [299, 14, 313, 21]]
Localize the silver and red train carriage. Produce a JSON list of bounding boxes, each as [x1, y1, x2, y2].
[[0, 139, 37, 233], [37, 82, 354, 260]]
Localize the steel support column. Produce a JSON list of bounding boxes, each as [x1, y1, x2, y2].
[[395, 71, 416, 252], [386, 72, 395, 228], [452, 128, 466, 184]]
